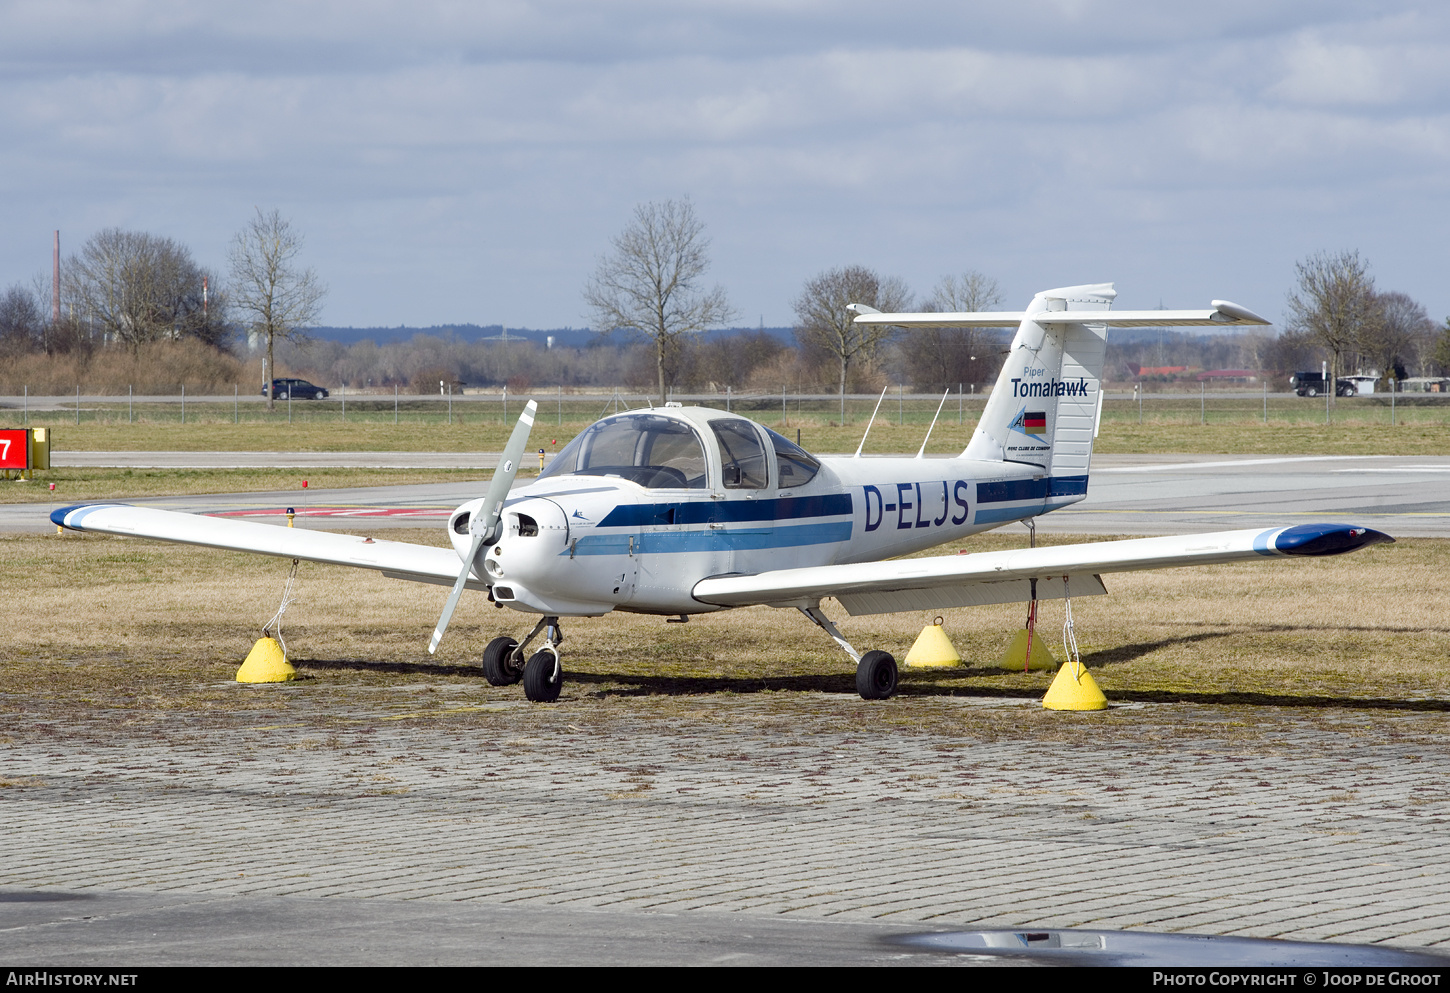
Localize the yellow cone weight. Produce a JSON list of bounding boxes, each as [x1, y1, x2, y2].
[[998, 627, 1056, 671], [1042, 661, 1108, 711], [236, 637, 297, 683], [904, 622, 962, 668]]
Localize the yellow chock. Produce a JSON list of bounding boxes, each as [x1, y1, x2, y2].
[[236, 637, 296, 683], [1042, 661, 1108, 711], [999, 627, 1056, 671], [904, 617, 961, 668]]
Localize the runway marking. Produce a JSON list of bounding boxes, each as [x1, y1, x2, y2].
[[1098, 456, 1393, 473], [213, 507, 450, 518]]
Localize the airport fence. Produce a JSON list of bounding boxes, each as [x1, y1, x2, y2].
[[2, 383, 1448, 431]]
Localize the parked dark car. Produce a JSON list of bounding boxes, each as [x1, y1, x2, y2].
[[263, 378, 329, 400], [1290, 372, 1355, 398]]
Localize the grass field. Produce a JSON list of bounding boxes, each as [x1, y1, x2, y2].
[[8, 528, 1444, 726], [10, 392, 1450, 458]]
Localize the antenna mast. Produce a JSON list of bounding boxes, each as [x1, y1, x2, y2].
[[915, 388, 952, 458], [853, 386, 890, 458]]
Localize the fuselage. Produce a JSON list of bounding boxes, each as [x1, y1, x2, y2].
[[448, 406, 1087, 617]]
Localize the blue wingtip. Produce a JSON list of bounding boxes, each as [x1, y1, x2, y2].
[[50, 503, 110, 530], [1274, 523, 1395, 557]]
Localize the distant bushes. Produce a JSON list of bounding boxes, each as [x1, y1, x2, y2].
[[0, 340, 258, 395]]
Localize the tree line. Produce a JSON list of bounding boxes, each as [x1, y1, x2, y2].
[[4, 199, 1448, 400], [0, 209, 323, 407]]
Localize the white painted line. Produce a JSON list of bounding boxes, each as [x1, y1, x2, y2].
[[1098, 456, 1391, 473]]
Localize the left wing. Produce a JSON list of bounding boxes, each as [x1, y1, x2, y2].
[[692, 524, 1392, 615], [51, 503, 476, 588]]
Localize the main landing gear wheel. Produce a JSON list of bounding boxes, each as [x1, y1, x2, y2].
[[856, 650, 898, 700], [523, 649, 563, 703], [482, 636, 522, 686]]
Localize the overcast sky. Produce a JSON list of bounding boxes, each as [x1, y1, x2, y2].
[[3, 1, 1447, 330]]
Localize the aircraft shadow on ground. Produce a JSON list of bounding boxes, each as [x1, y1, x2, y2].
[[292, 638, 1450, 712], [292, 657, 473, 679]]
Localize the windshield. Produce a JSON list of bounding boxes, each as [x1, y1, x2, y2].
[[538, 413, 707, 489]]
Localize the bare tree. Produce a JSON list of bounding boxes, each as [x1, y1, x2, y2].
[[62, 229, 225, 353], [1285, 251, 1379, 401], [230, 208, 326, 409], [793, 265, 912, 419], [0, 284, 43, 355], [902, 271, 1003, 391], [1372, 291, 1435, 383], [583, 198, 736, 404], [1434, 320, 1450, 376]]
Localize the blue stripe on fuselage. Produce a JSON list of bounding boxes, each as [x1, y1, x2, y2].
[[566, 521, 854, 556], [975, 475, 1088, 504], [596, 493, 853, 528]]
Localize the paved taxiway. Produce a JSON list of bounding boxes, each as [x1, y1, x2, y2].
[[7, 452, 1449, 537], [6, 696, 1450, 966]]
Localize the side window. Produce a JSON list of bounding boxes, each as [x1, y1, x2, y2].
[[764, 427, 820, 489], [710, 420, 768, 489]]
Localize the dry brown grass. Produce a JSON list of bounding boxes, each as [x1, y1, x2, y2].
[[0, 466, 514, 504], [7, 528, 1444, 723]]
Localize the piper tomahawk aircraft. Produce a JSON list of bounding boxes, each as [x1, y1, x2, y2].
[[53, 284, 1393, 702]]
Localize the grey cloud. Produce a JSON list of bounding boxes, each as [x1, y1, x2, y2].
[[2, 1, 1449, 328]]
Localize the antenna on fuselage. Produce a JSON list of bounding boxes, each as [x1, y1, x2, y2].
[[915, 388, 952, 459], [853, 386, 890, 458]]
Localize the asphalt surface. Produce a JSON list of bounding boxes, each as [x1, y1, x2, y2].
[[7, 696, 1450, 967], [8, 452, 1449, 537]]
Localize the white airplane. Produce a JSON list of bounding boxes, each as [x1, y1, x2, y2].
[[52, 284, 1393, 702]]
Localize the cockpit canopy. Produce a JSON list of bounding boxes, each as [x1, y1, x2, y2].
[[538, 410, 820, 490]]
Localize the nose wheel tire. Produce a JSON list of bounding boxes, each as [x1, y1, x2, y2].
[[482, 636, 523, 686], [856, 650, 898, 700], [523, 650, 563, 703]]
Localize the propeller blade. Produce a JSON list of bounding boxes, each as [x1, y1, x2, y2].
[[429, 532, 484, 655], [476, 400, 538, 545], [428, 400, 538, 654]]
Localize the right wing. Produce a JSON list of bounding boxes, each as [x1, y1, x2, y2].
[[692, 524, 1393, 616], [51, 503, 476, 588]]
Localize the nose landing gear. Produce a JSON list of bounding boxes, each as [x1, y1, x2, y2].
[[483, 616, 564, 702]]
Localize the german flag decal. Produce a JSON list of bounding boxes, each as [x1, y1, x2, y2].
[[1023, 411, 1046, 435]]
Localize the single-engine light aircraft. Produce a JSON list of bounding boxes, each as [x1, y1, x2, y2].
[[53, 284, 1393, 702]]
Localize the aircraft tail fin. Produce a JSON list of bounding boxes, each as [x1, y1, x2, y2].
[[844, 288, 1268, 479], [961, 283, 1112, 477]]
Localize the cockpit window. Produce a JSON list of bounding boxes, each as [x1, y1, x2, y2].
[[764, 427, 820, 488], [710, 419, 768, 489], [537, 413, 707, 489]]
